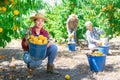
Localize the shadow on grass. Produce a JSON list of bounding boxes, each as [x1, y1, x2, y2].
[[0, 48, 23, 62], [0, 48, 120, 80], [0, 63, 94, 80], [105, 63, 120, 72]]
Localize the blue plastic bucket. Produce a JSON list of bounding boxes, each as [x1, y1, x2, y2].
[[87, 55, 106, 72], [98, 45, 109, 55], [29, 42, 47, 60], [68, 43, 76, 51]]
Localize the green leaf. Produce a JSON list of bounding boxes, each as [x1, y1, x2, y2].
[[5, 36, 11, 42]]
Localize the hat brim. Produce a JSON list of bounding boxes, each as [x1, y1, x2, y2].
[[30, 16, 48, 20]]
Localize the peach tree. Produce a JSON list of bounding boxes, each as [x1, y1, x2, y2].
[[0, 0, 120, 47], [45, 0, 120, 43], [0, 0, 44, 47]]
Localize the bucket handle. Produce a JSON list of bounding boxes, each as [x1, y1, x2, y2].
[[91, 58, 99, 71]]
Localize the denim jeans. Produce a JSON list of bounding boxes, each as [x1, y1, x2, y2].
[[68, 29, 76, 43], [23, 44, 58, 68]]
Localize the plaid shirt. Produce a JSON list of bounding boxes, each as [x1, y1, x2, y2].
[[85, 27, 103, 45], [66, 18, 78, 31]]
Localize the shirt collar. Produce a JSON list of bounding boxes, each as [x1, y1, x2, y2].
[[32, 26, 44, 35]]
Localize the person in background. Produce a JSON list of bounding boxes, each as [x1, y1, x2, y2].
[[85, 21, 104, 52], [66, 14, 78, 43], [21, 13, 58, 75]]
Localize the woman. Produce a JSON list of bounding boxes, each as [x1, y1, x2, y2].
[[21, 13, 58, 74], [66, 14, 78, 43], [85, 21, 103, 51]]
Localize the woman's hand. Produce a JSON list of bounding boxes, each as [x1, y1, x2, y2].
[[70, 33, 74, 39], [69, 32, 74, 39], [96, 40, 102, 46], [24, 39, 29, 46]]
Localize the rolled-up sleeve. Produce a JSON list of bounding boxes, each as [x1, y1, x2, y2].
[[41, 28, 50, 42], [21, 38, 29, 51], [85, 31, 96, 44], [86, 32, 92, 43], [42, 30, 49, 39], [95, 28, 104, 35]]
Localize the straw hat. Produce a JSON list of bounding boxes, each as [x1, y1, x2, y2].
[[30, 13, 48, 20]]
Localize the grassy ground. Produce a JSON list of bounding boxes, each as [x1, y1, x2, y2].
[[0, 37, 120, 80]]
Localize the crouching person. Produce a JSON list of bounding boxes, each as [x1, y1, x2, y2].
[[85, 21, 104, 52], [21, 13, 58, 75]]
